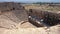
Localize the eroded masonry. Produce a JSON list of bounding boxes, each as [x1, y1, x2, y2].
[[0, 2, 60, 29]]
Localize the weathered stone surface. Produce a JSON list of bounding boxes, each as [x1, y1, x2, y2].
[[0, 25, 60, 34], [0, 28, 47, 34], [0, 2, 29, 29], [49, 25, 60, 34], [0, 2, 24, 11], [0, 2, 60, 34], [28, 9, 60, 27]]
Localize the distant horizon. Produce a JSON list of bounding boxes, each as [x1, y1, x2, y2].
[[0, 0, 60, 3], [1, 1, 60, 3]]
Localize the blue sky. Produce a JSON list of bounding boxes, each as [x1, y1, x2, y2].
[[0, 0, 60, 3]]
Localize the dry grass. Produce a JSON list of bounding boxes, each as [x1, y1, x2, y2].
[[24, 4, 60, 11]]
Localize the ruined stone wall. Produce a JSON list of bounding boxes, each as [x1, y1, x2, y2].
[[28, 9, 60, 27], [0, 2, 25, 14], [0, 2, 28, 29]]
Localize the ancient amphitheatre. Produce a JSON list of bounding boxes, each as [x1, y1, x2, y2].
[[0, 2, 60, 34]]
